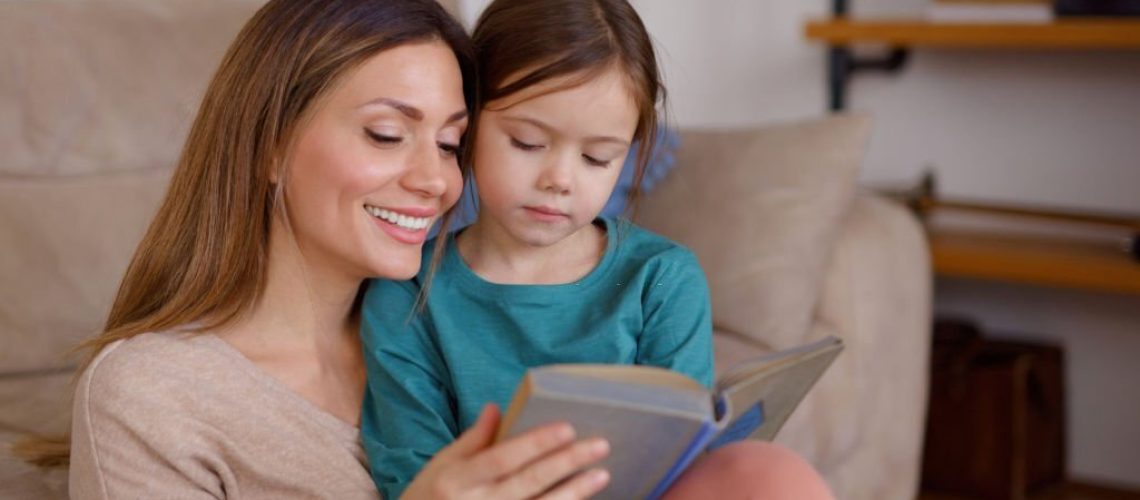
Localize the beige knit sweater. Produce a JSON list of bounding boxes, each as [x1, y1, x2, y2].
[[69, 331, 380, 499]]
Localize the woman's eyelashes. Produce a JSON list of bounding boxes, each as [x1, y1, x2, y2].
[[438, 142, 461, 158], [366, 129, 461, 158], [366, 128, 402, 146]]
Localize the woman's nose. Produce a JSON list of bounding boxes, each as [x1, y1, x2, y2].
[[401, 140, 450, 198]]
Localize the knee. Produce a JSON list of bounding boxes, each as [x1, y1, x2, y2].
[[666, 441, 835, 500]]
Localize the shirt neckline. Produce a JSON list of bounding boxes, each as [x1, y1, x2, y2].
[[194, 333, 363, 444], [444, 217, 621, 296]]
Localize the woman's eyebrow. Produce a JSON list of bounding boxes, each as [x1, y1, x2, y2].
[[364, 97, 466, 123]]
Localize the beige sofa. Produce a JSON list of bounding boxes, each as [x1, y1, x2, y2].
[[0, 1, 931, 499]]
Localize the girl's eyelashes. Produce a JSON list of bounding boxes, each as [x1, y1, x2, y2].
[[582, 154, 611, 167], [507, 132, 616, 166], [510, 137, 545, 152]]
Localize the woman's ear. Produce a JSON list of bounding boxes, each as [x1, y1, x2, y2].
[[268, 156, 282, 185]]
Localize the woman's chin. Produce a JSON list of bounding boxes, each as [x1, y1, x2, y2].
[[367, 258, 421, 281]]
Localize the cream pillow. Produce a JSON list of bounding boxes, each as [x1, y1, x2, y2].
[[637, 114, 871, 349], [0, 170, 170, 373], [0, 0, 261, 176]]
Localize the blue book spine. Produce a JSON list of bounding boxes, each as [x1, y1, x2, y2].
[[708, 402, 765, 451], [644, 421, 720, 500]]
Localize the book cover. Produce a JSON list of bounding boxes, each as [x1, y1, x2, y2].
[[494, 336, 844, 500]]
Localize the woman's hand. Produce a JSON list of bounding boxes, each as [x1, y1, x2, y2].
[[402, 404, 610, 500]]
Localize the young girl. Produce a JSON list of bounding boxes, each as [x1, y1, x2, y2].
[[361, 0, 834, 498]]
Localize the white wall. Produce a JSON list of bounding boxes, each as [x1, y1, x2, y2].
[[457, 0, 1140, 488]]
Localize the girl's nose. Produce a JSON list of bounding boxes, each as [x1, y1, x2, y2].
[[537, 158, 572, 195]]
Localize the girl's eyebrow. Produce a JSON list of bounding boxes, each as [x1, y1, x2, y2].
[[363, 97, 467, 124], [501, 115, 630, 146]]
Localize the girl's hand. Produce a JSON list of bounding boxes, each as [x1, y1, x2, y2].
[[402, 404, 611, 500]]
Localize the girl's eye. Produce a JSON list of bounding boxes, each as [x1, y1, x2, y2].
[[438, 143, 461, 158], [510, 137, 544, 152], [583, 154, 611, 167], [366, 129, 403, 146]]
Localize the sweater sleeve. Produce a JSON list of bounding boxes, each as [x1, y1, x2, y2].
[[69, 343, 224, 500], [636, 247, 715, 388], [359, 278, 458, 500]]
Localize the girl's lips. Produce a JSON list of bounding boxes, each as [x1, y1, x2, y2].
[[524, 206, 569, 222]]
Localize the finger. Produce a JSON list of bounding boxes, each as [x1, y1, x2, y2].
[[463, 421, 577, 484], [434, 404, 499, 463], [534, 468, 611, 500], [494, 437, 610, 500]]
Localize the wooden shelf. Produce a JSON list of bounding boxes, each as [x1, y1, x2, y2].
[[805, 18, 1140, 49], [930, 229, 1140, 295]]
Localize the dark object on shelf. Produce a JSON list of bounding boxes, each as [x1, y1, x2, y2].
[[1055, 0, 1140, 17], [1130, 233, 1140, 261], [922, 318, 1066, 500]]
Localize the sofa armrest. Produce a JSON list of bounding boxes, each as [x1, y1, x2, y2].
[[808, 192, 932, 500]]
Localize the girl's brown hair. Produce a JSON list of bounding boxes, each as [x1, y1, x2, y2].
[[471, 0, 665, 217], [18, 0, 475, 467]]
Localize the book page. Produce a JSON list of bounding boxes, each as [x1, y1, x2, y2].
[[714, 337, 843, 441]]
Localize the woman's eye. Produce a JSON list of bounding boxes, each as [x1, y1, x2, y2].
[[438, 143, 461, 158], [366, 129, 403, 146], [513, 137, 542, 150], [583, 154, 611, 167]]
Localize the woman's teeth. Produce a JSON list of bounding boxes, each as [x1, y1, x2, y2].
[[365, 205, 430, 230]]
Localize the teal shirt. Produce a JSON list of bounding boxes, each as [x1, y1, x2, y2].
[[359, 218, 713, 499]]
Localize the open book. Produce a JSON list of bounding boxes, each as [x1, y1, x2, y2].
[[494, 336, 843, 500]]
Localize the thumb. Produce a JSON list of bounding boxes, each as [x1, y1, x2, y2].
[[436, 404, 500, 461]]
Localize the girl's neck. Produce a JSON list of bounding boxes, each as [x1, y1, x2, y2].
[[458, 217, 607, 285]]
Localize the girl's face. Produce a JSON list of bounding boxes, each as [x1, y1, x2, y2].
[[284, 40, 467, 281], [472, 66, 639, 248]]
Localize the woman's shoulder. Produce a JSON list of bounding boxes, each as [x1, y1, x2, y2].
[[75, 331, 229, 413]]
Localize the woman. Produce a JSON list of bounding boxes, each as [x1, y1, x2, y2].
[[35, 0, 610, 498]]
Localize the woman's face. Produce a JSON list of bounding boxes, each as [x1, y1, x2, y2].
[[284, 40, 467, 281]]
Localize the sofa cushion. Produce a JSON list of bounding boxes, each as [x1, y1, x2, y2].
[[0, 170, 170, 374], [637, 114, 871, 349], [0, 432, 67, 500], [0, 0, 261, 176]]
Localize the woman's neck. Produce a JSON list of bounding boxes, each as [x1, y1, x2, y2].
[[457, 217, 607, 285], [221, 220, 362, 355]]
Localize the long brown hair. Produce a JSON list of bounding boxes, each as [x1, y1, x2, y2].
[[17, 0, 475, 467], [471, 0, 665, 216]]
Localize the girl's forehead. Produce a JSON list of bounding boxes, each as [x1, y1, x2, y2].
[[486, 64, 639, 113]]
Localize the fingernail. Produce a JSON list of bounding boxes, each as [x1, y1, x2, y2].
[[555, 424, 575, 441], [589, 469, 610, 487], [591, 438, 610, 456]]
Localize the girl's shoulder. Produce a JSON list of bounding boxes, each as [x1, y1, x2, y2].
[[608, 218, 699, 267]]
